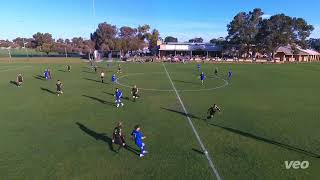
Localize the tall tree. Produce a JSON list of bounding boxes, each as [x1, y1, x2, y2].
[[188, 37, 203, 43], [32, 32, 53, 47], [308, 38, 320, 51], [256, 14, 314, 59], [293, 18, 314, 48], [227, 8, 264, 58], [91, 22, 117, 51], [210, 37, 225, 45], [164, 36, 178, 43], [32, 32, 53, 55], [119, 26, 140, 52], [147, 29, 160, 54], [137, 24, 151, 40]]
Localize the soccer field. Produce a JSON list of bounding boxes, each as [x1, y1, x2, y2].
[[0, 58, 319, 180]]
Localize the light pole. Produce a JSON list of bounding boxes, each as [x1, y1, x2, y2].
[[92, 0, 96, 31], [23, 38, 29, 58], [64, 47, 68, 58], [7, 46, 12, 59]]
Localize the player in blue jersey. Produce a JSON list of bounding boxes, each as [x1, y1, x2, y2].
[[111, 74, 116, 83], [197, 63, 200, 72], [228, 69, 233, 80], [44, 69, 49, 80], [114, 88, 124, 107], [200, 72, 205, 85], [131, 125, 148, 158]]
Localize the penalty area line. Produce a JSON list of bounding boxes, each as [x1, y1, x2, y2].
[[162, 63, 222, 180]]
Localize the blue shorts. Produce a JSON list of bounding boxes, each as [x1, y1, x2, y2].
[[136, 142, 145, 148]]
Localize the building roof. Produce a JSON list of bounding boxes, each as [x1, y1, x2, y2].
[[276, 45, 320, 56], [160, 42, 221, 51]]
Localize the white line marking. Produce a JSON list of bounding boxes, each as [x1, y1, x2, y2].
[[116, 72, 229, 92], [0, 66, 31, 72], [162, 63, 222, 180]]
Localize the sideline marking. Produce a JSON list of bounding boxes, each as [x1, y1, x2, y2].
[[162, 63, 222, 180]]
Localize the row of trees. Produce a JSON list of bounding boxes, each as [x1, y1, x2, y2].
[[0, 23, 160, 55], [90, 23, 159, 54], [226, 8, 314, 58], [163, 8, 318, 59], [0, 9, 318, 58], [0, 33, 94, 55]]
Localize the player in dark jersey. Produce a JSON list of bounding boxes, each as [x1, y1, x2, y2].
[[48, 69, 52, 79], [112, 122, 126, 151], [207, 104, 221, 120], [56, 80, 63, 96], [94, 66, 97, 73], [131, 85, 139, 102], [214, 67, 218, 76], [16, 73, 23, 87], [117, 64, 122, 74], [228, 69, 233, 80], [67, 65, 71, 72], [100, 72, 105, 83]]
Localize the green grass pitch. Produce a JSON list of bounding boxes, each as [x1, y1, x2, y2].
[[0, 58, 319, 179]]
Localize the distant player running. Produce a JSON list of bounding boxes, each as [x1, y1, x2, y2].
[[131, 125, 148, 158], [228, 69, 233, 80], [207, 104, 221, 120], [112, 122, 126, 151], [100, 72, 105, 83], [197, 63, 201, 72], [94, 66, 97, 73], [56, 80, 63, 96], [44, 69, 49, 80], [200, 72, 205, 85], [111, 74, 116, 83], [16, 73, 23, 87], [114, 88, 124, 107], [214, 67, 218, 76], [67, 65, 71, 72], [117, 64, 122, 73], [48, 69, 52, 79], [131, 85, 139, 102]]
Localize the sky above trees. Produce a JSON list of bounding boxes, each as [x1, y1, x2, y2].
[[0, 0, 319, 41]]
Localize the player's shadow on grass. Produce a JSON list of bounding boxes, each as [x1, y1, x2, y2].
[[82, 70, 96, 74], [76, 122, 138, 155], [173, 80, 194, 84], [83, 78, 107, 84], [82, 95, 114, 105], [58, 69, 67, 72], [192, 148, 205, 155], [103, 92, 130, 101], [34, 75, 46, 81], [9, 81, 18, 86], [161, 107, 206, 121], [209, 123, 320, 158], [40, 87, 56, 95]]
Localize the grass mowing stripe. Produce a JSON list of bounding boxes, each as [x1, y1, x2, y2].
[[162, 63, 222, 180], [0, 66, 31, 72]]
